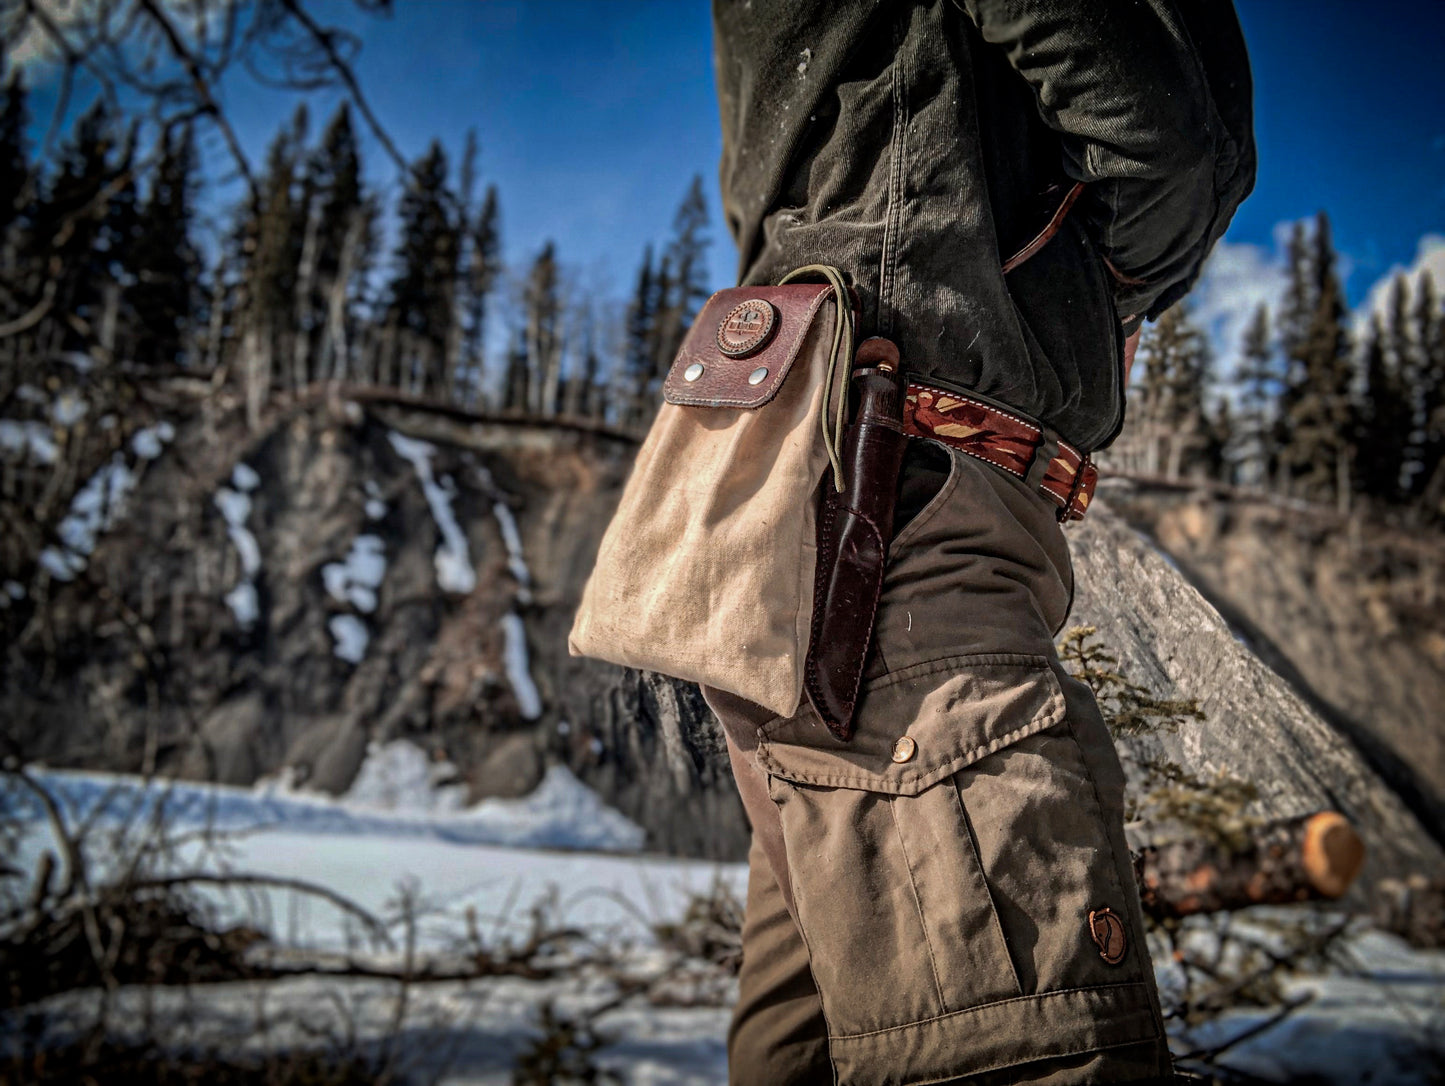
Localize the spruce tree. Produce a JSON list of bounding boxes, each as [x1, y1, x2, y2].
[[384, 140, 458, 396], [306, 104, 366, 383], [1281, 213, 1354, 508], [1355, 313, 1409, 503], [1234, 305, 1278, 488], [523, 241, 561, 416], [0, 65, 29, 242], [233, 107, 308, 425], [31, 101, 135, 358], [655, 175, 711, 371], [621, 245, 656, 426], [1130, 304, 1211, 479], [128, 123, 198, 368], [1413, 272, 1445, 517], [503, 327, 529, 413], [1274, 220, 1314, 481], [458, 184, 501, 407]]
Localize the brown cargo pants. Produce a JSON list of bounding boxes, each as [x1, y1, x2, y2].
[[704, 442, 1173, 1085]]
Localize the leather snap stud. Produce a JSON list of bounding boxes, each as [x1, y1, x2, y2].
[[891, 736, 917, 764], [748, 366, 769, 385], [683, 362, 705, 382]]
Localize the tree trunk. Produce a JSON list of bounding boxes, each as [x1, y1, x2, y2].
[[292, 204, 321, 391], [1134, 812, 1365, 919]]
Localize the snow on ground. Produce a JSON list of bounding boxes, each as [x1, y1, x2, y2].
[[20, 975, 733, 1086], [345, 740, 468, 813], [7, 761, 1443, 1083], [12, 755, 647, 860], [388, 430, 476, 594], [216, 462, 263, 629], [6, 759, 732, 1086]]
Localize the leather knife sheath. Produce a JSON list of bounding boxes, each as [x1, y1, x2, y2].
[[804, 339, 908, 741]]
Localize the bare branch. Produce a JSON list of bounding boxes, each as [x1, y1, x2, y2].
[[127, 872, 392, 949], [275, 0, 408, 176], [132, 0, 255, 194]]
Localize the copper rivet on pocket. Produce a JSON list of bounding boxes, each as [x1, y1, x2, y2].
[[891, 736, 916, 763], [748, 366, 769, 385], [683, 362, 705, 382]]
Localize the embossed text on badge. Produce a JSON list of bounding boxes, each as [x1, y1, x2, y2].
[[716, 298, 778, 358]]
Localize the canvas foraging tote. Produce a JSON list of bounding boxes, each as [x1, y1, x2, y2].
[[569, 269, 853, 718]]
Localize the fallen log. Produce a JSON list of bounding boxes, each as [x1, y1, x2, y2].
[[1135, 812, 1365, 918]]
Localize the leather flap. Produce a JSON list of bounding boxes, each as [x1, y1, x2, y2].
[[663, 283, 834, 409], [756, 654, 1065, 796]]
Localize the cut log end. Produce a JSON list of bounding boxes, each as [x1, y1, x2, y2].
[[1136, 811, 1367, 918], [1302, 811, 1365, 899]]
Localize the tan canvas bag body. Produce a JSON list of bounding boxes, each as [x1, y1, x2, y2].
[[569, 277, 850, 718]]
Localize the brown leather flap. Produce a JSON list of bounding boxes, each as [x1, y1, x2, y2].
[[663, 283, 834, 409]]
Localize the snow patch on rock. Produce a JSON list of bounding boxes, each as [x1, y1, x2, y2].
[[130, 420, 175, 460], [215, 468, 262, 629], [322, 534, 386, 614], [0, 420, 58, 465], [501, 611, 542, 719], [231, 461, 260, 491], [50, 392, 87, 426], [492, 500, 532, 603], [328, 613, 369, 663], [39, 455, 138, 581], [387, 430, 476, 594]]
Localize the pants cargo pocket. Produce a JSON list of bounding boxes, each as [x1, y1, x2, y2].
[[755, 654, 1164, 1085]]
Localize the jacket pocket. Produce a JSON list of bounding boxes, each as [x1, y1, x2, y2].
[[756, 654, 1069, 1038]]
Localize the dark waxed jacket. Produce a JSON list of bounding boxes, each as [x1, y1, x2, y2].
[[713, 0, 1254, 450]]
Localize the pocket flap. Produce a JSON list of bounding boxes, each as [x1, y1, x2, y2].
[[662, 284, 833, 409], [755, 654, 1065, 796]]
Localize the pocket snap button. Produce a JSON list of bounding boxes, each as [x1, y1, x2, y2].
[[747, 366, 769, 385], [891, 736, 917, 764], [683, 362, 705, 382]]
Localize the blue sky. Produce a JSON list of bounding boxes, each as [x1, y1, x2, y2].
[[16, 0, 1445, 361]]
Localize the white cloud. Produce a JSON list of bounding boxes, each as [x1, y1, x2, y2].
[[1188, 238, 1290, 373], [1357, 234, 1445, 334]]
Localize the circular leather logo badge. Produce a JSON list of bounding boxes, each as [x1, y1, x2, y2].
[[716, 299, 777, 358], [1088, 907, 1128, 965]]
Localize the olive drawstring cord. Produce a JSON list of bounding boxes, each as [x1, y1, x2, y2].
[[780, 264, 854, 492]]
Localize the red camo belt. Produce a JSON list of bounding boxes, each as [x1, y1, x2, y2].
[[902, 381, 1098, 521]]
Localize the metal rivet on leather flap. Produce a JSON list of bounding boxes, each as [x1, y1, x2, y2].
[[891, 736, 917, 764], [683, 362, 705, 382], [747, 366, 769, 385], [716, 299, 778, 358]]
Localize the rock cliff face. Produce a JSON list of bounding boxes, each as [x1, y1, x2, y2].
[[2, 393, 744, 859], [4, 395, 1439, 878], [1103, 481, 1445, 844], [1064, 496, 1443, 888]]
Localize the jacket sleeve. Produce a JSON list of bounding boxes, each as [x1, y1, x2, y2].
[[959, 0, 1256, 325]]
